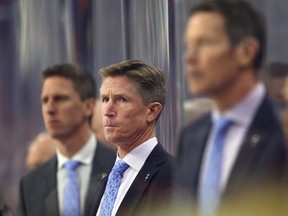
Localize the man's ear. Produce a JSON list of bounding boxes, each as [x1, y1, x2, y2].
[[146, 102, 163, 123], [235, 36, 260, 69], [84, 98, 96, 118]]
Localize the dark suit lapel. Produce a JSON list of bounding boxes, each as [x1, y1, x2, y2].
[[225, 128, 264, 196], [177, 113, 212, 198], [84, 141, 116, 216], [116, 144, 166, 216], [191, 117, 212, 195], [85, 173, 108, 216], [224, 97, 274, 196], [44, 157, 60, 216], [45, 189, 59, 216]]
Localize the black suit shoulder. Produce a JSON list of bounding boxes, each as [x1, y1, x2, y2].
[[175, 113, 211, 199], [175, 96, 288, 201], [19, 141, 116, 216], [21, 156, 57, 182], [143, 143, 175, 190], [117, 143, 176, 216], [19, 156, 57, 216], [225, 96, 287, 194], [177, 112, 211, 166], [178, 112, 211, 147]]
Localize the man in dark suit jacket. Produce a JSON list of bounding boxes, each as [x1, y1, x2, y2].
[[18, 63, 115, 216], [176, 96, 287, 199], [89, 60, 175, 216], [175, 0, 287, 214], [89, 143, 174, 216], [19, 142, 115, 216]]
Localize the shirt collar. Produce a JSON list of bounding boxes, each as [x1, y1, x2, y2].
[[115, 137, 158, 171], [212, 82, 266, 127], [57, 133, 97, 170]]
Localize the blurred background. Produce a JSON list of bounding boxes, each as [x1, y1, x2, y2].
[[1, 0, 288, 213]]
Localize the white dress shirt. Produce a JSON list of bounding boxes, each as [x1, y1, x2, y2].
[[57, 133, 97, 216], [96, 137, 158, 216], [200, 82, 266, 193]]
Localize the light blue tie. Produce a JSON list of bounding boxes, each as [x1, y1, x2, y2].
[[98, 160, 129, 216], [63, 160, 81, 216], [199, 117, 232, 215]]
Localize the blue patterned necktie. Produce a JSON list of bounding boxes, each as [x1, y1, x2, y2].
[[199, 117, 232, 215], [63, 160, 81, 216], [98, 160, 129, 216]]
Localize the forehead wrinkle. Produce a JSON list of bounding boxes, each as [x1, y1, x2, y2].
[[100, 78, 138, 96]]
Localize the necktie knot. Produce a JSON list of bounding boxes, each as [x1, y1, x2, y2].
[[214, 117, 232, 133], [112, 160, 129, 175], [65, 160, 80, 171]]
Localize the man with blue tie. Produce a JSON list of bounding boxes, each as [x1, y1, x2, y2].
[[175, 0, 287, 215], [19, 63, 116, 216], [89, 60, 175, 216]]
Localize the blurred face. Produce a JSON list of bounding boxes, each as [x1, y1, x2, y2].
[[26, 134, 57, 170], [41, 76, 92, 140], [267, 77, 286, 104], [283, 77, 288, 103], [184, 12, 241, 96], [100, 76, 151, 146]]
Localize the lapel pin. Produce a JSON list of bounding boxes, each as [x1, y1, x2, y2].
[[144, 174, 150, 182], [101, 173, 107, 179], [250, 134, 260, 147]]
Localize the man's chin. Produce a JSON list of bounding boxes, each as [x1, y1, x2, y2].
[[189, 86, 207, 96], [49, 132, 64, 140]]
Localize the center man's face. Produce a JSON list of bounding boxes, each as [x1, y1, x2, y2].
[[100, 76, 150, 146], [184, 12, 241, 97]]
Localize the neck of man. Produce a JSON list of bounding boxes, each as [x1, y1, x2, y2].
[[117, 126, 156, 159], [56, 124, 92, 158], [212, 70, 258, 113]]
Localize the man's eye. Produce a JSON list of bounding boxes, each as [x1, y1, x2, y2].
[[117, 97, 127, 102], [101, 97, 109, 103], [54, 95, 69, 102], [41, 97, 48, 104], [198, 40, 209, 46]]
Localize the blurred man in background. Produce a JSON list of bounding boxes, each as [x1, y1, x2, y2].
[[261, 61, 288, 149], [279, 64, 288, 147], [175, 0, 287, 215], [25, 132, 57, 171], [19, 63, 115, 216], [260, 61, 288, 116]]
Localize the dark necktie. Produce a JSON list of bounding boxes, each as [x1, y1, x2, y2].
[[63, 160, 81, 216], [98, 160, 129, 216]]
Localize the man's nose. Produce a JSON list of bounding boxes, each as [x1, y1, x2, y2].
[[184, 46, 198, 65], [103, 101, 116, 118], [44, 100, 56, 114]]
